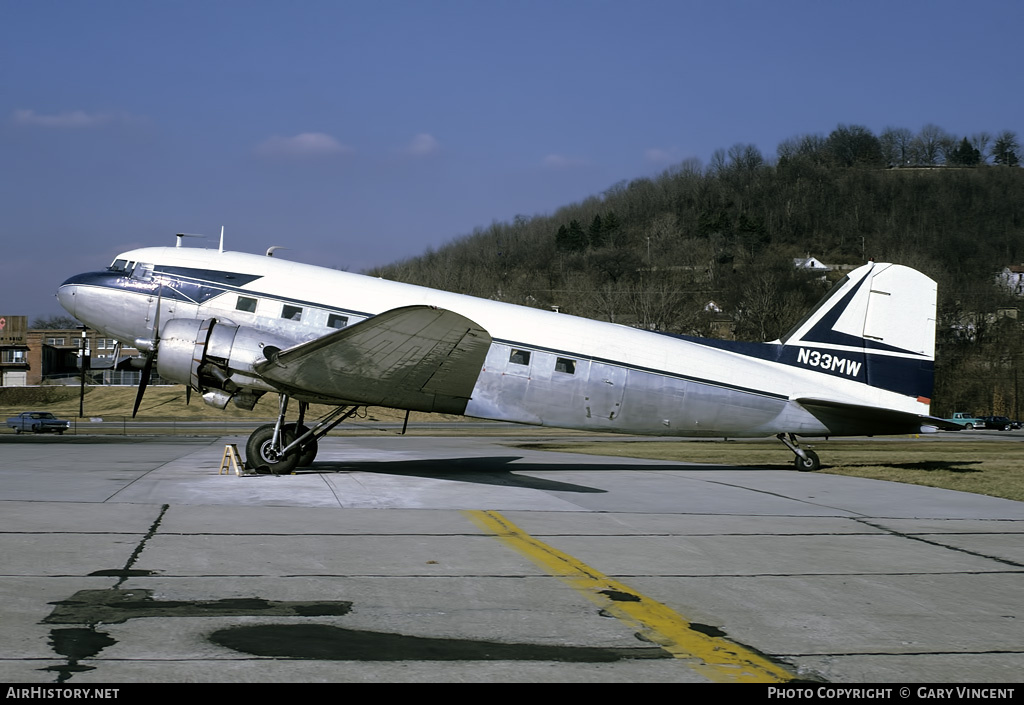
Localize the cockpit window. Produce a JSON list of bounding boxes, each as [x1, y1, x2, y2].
[[108, 259, 129, 272], [133, 263, 154, 281]]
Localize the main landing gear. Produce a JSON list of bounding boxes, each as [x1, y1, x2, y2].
[[777, 433, 821, 472], [245, 395, 360, 475]]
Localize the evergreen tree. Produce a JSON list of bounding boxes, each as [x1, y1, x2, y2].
[[993, 131, 1020, 167], [588, 214, 605, 248], [949, 137, 981, 166], [566, 219, 588, 252]]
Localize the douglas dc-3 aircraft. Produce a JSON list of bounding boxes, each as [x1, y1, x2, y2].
[[57, 238, 956, 474]]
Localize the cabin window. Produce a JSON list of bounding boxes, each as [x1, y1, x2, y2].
[[236, 296, 258, 313], [509, 349, 531, 365], [281, 304, 303, 321], [555, 357, 576, 374], [327, 313, 349, 329]]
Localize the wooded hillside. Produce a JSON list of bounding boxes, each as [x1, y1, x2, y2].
[[370, 125, 1024, 418]]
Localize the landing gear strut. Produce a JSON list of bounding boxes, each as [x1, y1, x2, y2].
[[777, 433, 820, 472], [244, 394, 360, 474]]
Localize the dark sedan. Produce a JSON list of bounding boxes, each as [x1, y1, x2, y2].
[[979, 415, 1014, 431]]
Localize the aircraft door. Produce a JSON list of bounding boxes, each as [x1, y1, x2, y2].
[[584, 362, 626, 423]]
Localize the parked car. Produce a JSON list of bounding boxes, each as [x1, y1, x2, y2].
[[5, 411, 70, 434], [978, 415, 1014, 431]]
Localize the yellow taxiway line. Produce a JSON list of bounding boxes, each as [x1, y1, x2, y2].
[[464, 509, 798, 683]]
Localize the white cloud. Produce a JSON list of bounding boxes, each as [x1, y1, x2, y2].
[[12, 109, 130, 128], [644, 148, 676, 164], [406, 133, 440, 157], [256, 132, 351, 157], [542, 153, 588, 169]]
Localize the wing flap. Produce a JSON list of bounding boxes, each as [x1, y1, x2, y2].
[[255, 306, 491, 413], [796, 398, 963, 435]]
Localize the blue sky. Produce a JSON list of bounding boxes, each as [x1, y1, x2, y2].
[[3, 0, 1022, 320]]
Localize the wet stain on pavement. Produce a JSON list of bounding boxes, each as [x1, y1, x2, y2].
[[598, 588, 641, 602], [88, 569, 158, 578], [44, 588, 353, 624], [43, 628, 116, 683], [209, 623, 670, 661]]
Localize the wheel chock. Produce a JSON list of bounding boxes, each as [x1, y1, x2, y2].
[[219, 444, 244, 476]]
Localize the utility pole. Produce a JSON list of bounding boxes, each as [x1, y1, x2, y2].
[[78, 328, 89, 418]]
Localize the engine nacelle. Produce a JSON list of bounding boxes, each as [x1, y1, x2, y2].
[[157, 318, 294, 409]]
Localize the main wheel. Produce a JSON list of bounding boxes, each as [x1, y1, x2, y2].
[[284, 423, 318, 467], [245, 424, 299, 475], [794, 449, 820, 472]]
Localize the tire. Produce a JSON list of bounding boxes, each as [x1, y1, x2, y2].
[[794, 450, 821, 472], [32, 424, 41, 434], [284, 423, 318, 467], [245, 424, 299, 475], [964, 423, 974, 430]]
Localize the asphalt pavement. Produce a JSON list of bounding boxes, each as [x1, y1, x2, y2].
[[1, 433, 1022, 684]]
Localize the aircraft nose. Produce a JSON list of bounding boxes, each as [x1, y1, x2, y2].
[[57, 275, 84, 317]]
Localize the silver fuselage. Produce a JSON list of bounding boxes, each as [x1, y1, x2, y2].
[[58, 247, 929, 438]]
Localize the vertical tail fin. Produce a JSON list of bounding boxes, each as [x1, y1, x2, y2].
[[781, 262, 937, 403]]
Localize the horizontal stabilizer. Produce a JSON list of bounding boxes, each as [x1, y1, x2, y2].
[[796, 398, 963, 436]]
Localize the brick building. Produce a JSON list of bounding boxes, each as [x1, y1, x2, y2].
[[0, 315, 146, 386]]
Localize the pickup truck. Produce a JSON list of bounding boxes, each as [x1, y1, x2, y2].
[[6, 411, 70, 434], [943, 412, 985, 429]]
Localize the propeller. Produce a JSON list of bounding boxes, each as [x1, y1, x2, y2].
[[132, 286, 162, 418]]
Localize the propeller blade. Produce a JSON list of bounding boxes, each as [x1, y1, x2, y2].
[[185, 386, 191, 406], [133, 354, 153, 417], [133, 285, 164, 419]]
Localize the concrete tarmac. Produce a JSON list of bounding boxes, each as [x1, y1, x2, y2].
[[1, 433, 1022, 684]]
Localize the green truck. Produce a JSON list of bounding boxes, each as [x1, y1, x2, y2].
[[943, 412, 985, 429]]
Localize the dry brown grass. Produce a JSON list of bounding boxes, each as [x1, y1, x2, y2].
[[523, 439, 1024, 502]]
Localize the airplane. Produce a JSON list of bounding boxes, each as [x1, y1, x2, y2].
[[56, 239, 958, 474]]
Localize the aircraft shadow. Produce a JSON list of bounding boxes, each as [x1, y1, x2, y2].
[[295, 455, 711, 494]]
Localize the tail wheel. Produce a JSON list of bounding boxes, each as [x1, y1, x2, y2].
[[795, 450, 821, 472], [284, 423, 319, 467], [245, 424, 299, 475]]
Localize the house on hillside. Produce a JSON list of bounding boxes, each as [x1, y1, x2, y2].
[[998, 264, 1024, 296], [793, 256, 830, 272]]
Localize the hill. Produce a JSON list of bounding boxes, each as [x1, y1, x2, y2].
[[369, 127, 1024, 417]]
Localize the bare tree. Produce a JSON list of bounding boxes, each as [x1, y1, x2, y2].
[[911, 124, 950, 165], [970, 131, 993, 163], [880, 126, 914, 166]]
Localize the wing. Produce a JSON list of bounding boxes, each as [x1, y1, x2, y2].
[[254, 305, 492, 414], [796, 398, 964, 435]]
